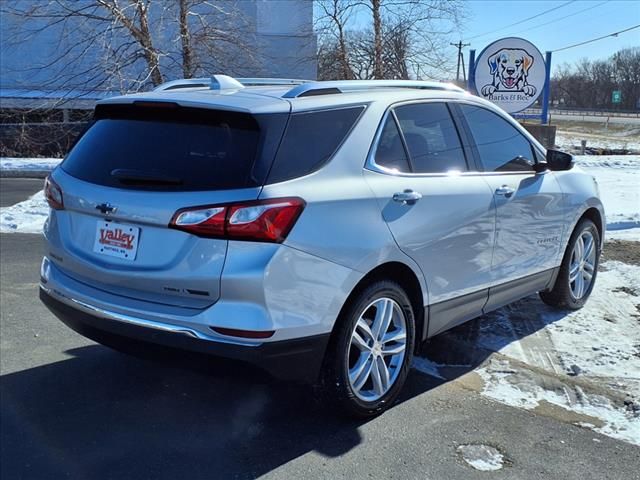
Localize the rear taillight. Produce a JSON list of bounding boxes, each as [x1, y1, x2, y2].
[[170, 197, 305, 243], [44, 176, 64, 210]]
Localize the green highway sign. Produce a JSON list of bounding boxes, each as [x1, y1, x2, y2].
[[612, 90, 622, 104]]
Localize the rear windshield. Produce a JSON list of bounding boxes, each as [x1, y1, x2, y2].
[[61, 104, 286, 191]]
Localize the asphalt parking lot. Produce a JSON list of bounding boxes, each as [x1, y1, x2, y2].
[[0, 178, 43, 207], [1, 178, 638, 480]]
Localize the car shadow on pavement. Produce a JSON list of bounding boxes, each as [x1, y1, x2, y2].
[[424, 293, 575, 377], [1, 343, 445, 480]]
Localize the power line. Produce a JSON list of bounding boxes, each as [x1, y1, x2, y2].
[[553, 23, 640, 52], [464, 0, 576, 41], [514, 0, 610, 36]]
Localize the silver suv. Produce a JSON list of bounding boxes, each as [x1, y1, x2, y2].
[[40, 76, 604, 416]]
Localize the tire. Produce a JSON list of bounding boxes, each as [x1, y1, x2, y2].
[[540, 218, 600, 310], [320, 280, 415, 417]]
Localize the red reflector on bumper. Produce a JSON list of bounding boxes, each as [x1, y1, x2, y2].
[[211, 327, 275, 339]]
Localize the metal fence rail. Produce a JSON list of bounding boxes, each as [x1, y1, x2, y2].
[[0, 121, 87, 157], [524, 108, 640, 119]]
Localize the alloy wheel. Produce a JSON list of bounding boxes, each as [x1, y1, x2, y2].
[[569, 230, 596, 300], [347, 297, 407, 402]]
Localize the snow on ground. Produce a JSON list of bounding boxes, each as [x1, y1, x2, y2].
[[556, 131, 640, 153], [0, 157, 61, 172], [456, 444, 505, 471], [574, 155, 640, 169], [574, 155, 640, 241], [477, 359, 640, 446], [554, 123, 640, 153]]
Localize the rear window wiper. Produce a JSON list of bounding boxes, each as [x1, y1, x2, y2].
[[111, 169, 183, 186]]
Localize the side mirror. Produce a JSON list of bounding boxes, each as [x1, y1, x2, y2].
[[545, 149, 574, 171]]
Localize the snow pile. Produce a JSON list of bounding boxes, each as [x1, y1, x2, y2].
[[457, 444, 504, 471], [477, 360, 640, 446], [1, 157, 61, 172], [0, 190, 48, 234]]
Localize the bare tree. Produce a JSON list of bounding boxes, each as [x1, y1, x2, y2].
[[337, 21, 410, 80], [316, 0, 464, 80], [370, 0, 383, 79], [178, 0, 195, 79], [316, 0, 355, 80], [97, 0, 164, 86], [1, 0, 257, 96]]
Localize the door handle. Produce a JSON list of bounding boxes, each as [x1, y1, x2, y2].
[[494, 185, 516, 198], [392, 189, 422, 205]]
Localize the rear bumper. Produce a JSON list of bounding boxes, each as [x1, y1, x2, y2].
[[40, 287, 330, 382]]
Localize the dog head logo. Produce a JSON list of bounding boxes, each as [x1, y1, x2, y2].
[[481, 48, 537, 98]]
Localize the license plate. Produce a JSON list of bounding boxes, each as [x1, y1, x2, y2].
[[93, 221, 140, 261]]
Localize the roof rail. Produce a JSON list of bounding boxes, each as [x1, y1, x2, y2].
[[154, 78, 210, 91], [154, 75, 244, 92], [236, 78, 311, 86], [282, 80, 465, 98], [154, 76, 311, 92]]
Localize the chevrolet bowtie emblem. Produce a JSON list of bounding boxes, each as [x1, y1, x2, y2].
[[96, 203, 117, 215]]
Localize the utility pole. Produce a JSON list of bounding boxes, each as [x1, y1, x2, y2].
[[451, 41, 470, 83]]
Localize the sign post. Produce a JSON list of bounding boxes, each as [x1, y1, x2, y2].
[[468, 49, 476, 93], [540, 51, 552, 124]]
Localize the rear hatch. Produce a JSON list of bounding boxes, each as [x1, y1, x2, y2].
[[48, 101, 288, 309]]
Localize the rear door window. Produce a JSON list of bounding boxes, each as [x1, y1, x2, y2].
[[373, 114, 411, 173], [393, 103, 468, 173], [459, 104, 535, 172], [61, 104, 287, 191], [266, 106, 365, 183]]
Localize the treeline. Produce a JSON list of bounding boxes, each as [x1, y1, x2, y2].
[[550, 47, 639, 111]]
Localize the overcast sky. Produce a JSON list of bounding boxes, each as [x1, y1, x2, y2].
[[459, 0, 640, 71]]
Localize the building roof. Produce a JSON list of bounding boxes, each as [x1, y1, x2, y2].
[[0, 88, 115, 110]]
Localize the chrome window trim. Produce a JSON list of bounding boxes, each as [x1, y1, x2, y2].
[[365, 99, 473, 177], [365, 98, 545, 178]]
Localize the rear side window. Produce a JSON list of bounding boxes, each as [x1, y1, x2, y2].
[[266, 106, 364, 183], [374, 114, 411, 173], [62, 104, 286, 191], [394, 103, 467, 173], [459, 104, 535, 172]]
